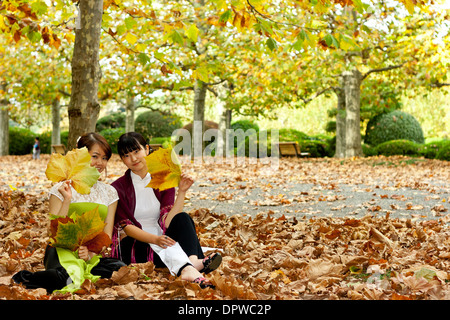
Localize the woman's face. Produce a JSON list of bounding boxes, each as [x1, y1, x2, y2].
[[121, 144, 149, 175], [89, 144, 108, 173]]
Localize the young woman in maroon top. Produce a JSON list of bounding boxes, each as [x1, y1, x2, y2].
[[111, 132, 221, 288]]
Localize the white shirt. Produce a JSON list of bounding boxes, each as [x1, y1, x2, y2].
[[130, 171, 161, 236], [130, 174, 195, 277], [49, 181, 118, 207]]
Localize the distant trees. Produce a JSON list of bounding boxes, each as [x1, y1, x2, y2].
[[1, 0, 448, 157]]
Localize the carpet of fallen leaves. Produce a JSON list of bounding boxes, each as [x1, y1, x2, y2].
[[0, 154, 449, 300]]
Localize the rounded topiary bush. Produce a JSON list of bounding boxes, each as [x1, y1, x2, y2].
[[96, 112, 125, 132], [373, 139, 420, 157], [365, 110, 425, 146], [135, 111, 182, 142]]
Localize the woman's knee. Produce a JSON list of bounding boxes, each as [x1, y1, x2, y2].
[[168, 212, 194, 227]]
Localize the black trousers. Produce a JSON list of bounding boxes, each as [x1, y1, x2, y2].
[[12, 245, 125, 294], [119, 212, 205, 269]]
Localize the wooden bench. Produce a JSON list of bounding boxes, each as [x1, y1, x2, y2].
[[149, 144, 163, 152], [51, 144, 66, 155], [276, 142, 310, 157]]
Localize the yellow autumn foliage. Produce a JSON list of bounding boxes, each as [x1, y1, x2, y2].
[[45, 147, 100, 194], [145, 147, 181, 191]]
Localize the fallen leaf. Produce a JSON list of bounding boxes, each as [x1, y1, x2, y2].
[[45, 147, 100, 194], [49, 206, 109, 253], [145, 147, 181, 191], [111, 265, 140, 285]]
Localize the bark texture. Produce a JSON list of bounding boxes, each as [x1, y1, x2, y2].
[[0, 81, 9, 156], [67, 0, 103, 150], [343, 69, 363, 157]]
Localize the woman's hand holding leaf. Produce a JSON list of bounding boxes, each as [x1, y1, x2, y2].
[[46, 147, 100, 195]]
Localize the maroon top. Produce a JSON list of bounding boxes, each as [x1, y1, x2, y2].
[[110, 169, 175, 262]]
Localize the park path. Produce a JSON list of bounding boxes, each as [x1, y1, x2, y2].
[[183, 156, 449, 221]]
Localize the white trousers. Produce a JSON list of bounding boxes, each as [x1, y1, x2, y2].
[[150, 242, 192, 276]]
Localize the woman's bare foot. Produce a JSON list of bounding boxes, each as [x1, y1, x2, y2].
[[180, 265, 203, 282], [180, 265, 214, 288]]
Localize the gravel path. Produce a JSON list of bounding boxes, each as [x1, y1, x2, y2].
[[184, 157, 450, 222], [187, 181, 449, 221]]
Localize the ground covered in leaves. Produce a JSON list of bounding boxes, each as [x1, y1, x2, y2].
[[0, 154, 449, 300]]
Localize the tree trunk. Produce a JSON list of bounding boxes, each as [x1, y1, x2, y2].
[[192, 79, 206, 159], [0, 81, 9, 156], [67, 0, 103, 150], [335, 83, 346, 158], [220, 109, 231, 131], [0, 108, 8, 156], [217, 85, 231, 157], [343, 69, 363, 157], [51, 97, 61, 145], [125, 95, 135, 132]]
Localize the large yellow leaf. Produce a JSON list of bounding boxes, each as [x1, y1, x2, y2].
[[45, 147, 100, 194], [145, 147, 181, 191], [125, 32, 138, 45], [49, 206, 110, 253]]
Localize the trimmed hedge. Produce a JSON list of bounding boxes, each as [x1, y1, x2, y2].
[[231, 120, 259, 132], [99, 128, 125, 154], [418, 140, 450, 159], [373, 139, 420, 157], [38, 131, 69, 154], [278, 128, 309, 142], [435, 142, 450, 161], [9, 127, 36, 155], [150, 137, 174, 149], [362, 144, 377, 157], [297, 139, 331, 158]]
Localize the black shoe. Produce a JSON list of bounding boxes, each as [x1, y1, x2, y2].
[[200, 252, 222, 274], [12, 270, 33, 285]]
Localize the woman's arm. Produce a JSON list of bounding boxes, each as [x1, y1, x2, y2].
[[123, 224, 175, 248], [104, 200, 118, 239], [49, 181, 72, 217], [163, 174, 194, 228]]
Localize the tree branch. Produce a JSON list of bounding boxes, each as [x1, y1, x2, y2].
[[153, 84, 194, 91], [205, 78, 227, 86], [99, 86, 126, 101], [207, 86, 218, 97], [58, 89, 71, 97], [362, 63, 405, 80], [430, 82, 450, 88], [246, 0, 320, 31], [297, 86, 337, 104]]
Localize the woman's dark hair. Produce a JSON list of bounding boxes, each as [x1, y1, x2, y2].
[[117, 132, 149, 157], [77, 132, 112, 160]]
